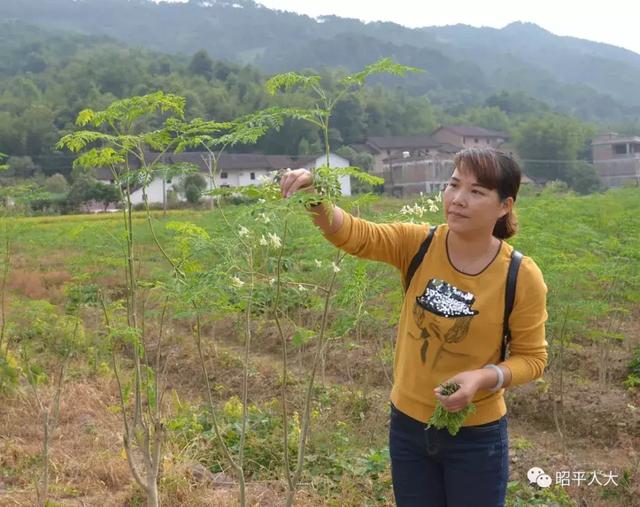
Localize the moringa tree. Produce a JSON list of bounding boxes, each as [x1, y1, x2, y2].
[[56, 92, 202, 507], [58, 92, 291, 506], [265, 58, 419, 506]]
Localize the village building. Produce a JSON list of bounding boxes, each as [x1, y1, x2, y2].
[[592, 133, 640, 187], [95, 152, 351, 205]]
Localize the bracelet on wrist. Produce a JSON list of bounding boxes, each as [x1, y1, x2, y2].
[[483, 364, 504, 392]]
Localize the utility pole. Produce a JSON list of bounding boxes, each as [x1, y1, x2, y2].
[[162, 175, 167, 217]]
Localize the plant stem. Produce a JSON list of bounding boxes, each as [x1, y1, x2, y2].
[[286, 252, 343, 507], [0, 232, 10, 357], [239, 251, 254, 482], [193, 309, 246, 506], [99, 293, 146, 490], [272, 222, 294, 491], [552, 305, 568, 458]]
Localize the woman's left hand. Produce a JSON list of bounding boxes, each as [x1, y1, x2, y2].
[[433, 370, 483, 413]]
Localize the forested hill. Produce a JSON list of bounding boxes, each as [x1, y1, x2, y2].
[[0, 20, 458, 171], [2, 0, 640, 122]]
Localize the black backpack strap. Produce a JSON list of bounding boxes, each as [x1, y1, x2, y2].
[[501, 249, 523, 361], [404, 225, 438, 293]]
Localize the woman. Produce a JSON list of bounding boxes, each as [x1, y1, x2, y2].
[[280, 147, 548, 507]]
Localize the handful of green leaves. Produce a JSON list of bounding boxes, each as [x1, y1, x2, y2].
[[426, 381, 476, 436]]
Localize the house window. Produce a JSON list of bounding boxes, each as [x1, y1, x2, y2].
[[462, 137, 466, 144], [221, 172, 228, 179], [474, 138, 479, 143], [613, 144, 627, 155], [250, 172, 256, 180]]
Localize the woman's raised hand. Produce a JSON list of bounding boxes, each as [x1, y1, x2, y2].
[[279, 167, 343, 233], [280, 168, 315, 198]]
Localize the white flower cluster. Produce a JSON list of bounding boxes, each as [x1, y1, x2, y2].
[[399, 192, 440, 218], [256, 212, 271, 224], [400, 203, 430, 218], [257, 170, 280, 185], [259, 232, 282, 248], [231, 276, 245, 288], [267, 232, 282, 248]]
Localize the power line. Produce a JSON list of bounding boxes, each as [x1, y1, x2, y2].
[[519, 159, 593, 164]]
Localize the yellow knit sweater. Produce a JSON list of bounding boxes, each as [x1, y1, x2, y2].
[[324, 211, 548, 425]]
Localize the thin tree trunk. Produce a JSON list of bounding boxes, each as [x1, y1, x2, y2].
[[0, 233, 11, 356], [38, 411, 49, 507], [273, 224, 294, 491], [286, 253, 342, 507], [193, 310, 246, 506], [552, 307, 568, 458], [238, 251, 254, 506]]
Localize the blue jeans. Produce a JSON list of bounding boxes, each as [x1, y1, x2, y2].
[[389, 403, 509, 507]]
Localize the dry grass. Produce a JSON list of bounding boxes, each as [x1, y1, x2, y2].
[[0, 378, 129, 504], [7, 269, 71, 302], [1, 306, 638, 505]]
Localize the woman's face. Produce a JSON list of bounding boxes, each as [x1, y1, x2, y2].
[[443, 166, 512, 237]]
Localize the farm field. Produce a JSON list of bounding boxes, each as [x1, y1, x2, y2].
[[0, 187, 639, 506]]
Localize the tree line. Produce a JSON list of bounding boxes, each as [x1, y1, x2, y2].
[[0, 21, 633, 211]]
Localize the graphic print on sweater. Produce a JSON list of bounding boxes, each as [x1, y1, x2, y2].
[[412, 279, 479, 364]]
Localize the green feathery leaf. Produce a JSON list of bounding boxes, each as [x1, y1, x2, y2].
[[265, 72, 322, 95]]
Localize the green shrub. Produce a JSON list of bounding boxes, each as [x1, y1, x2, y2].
[[624, 346, 640, 390], [506, 480, 575, 506], [0, 352, 20, 394]]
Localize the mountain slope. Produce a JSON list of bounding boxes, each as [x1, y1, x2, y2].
[[1, 0, 639, 121]]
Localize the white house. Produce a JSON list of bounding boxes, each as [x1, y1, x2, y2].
[[96, 152, 352, 205]]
